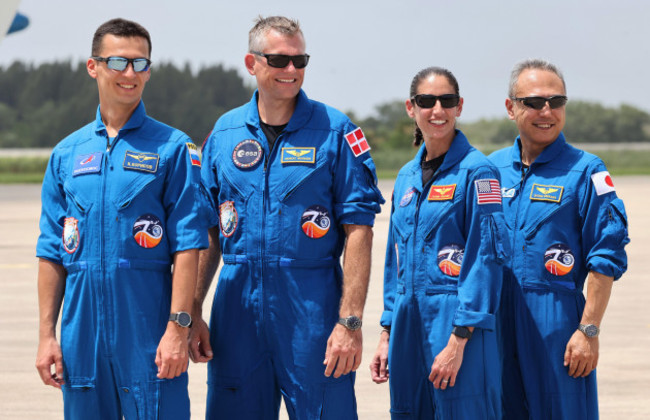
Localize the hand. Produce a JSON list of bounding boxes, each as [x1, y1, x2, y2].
[[564, 330, 599, 378], [189, 316, 213, 363], [155, 323, 190, 379], [324, 324, 362, 378], [370, 330, 390, 383], [35, 336, 65, 389], [429, 334, 467, 390]]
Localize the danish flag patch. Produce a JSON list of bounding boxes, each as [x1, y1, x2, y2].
[[344, 128, 370, 157]]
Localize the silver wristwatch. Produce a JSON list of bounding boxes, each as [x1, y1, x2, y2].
[[338, 315, 362, 331], [578, 323, 599, 338]]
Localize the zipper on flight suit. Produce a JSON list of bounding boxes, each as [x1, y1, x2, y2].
[[260, 130, 283, 327]]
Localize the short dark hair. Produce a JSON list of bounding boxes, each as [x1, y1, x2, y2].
[[409, 67, 460, 147], [91, 18, 152, 57]]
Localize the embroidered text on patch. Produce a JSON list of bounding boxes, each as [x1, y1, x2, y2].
[[123, 151, 159, 173]]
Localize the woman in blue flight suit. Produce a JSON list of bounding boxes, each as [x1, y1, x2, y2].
[[370, 67, 509, 419]]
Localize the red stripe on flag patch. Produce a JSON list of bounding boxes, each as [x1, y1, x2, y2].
[[475, 179, 502, 205]]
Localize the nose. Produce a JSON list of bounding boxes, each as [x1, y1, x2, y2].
[[122, 62, 137, 77]]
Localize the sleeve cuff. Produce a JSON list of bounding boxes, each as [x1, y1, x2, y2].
[[380, 311, 393, 328], [453, 309, 495, 331]]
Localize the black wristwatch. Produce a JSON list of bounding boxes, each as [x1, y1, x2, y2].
[[169, 311, 192, 328], [452, 326, 472, 340], [338, 315, 362, 331]]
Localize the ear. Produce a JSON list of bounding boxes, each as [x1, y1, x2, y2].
[[505, 98, 516, 120], [244, 53, 256, 76], [456, 97, 464, 117], [405, 98, 415, 118], [87, 57, 98, 79]]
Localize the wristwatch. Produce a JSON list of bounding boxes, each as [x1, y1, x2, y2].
[[452, 326, 472, 340], [578, 323, 599, 338], [338, 316, 362, 331], [169, 311, 192, 328]]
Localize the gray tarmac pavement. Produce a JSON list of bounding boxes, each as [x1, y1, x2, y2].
[[1, 177, 648, 419]]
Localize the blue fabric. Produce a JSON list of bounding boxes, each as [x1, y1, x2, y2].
[[201, 89, 384, 419], [382, 131, 508, 419], [37, 101, 208, 419], [489, 133, 630, 419]]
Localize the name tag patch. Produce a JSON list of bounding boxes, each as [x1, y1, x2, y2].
[[281, 147, 315, 164], [530, 184, 563, 202], [428, 184, 456, 201], [123, 150, 159, 173], [73, 152, 103, 176]]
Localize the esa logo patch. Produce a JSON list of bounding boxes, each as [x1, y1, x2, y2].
[[123, 151, 159, 173], [232, 140, 263, 169], [63, 217, 80, 254], [73, 152, 103, 176], [530, 184, 563, 202], [219, 201, 238, 237], [544, 243, 574, 276], [437, 244, 464, 277], [133, 214, 163, 248], [281, 147, 315, 164], [400, 187, 416, 207], [301, 205, 331, 239]]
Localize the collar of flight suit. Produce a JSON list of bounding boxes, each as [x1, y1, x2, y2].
[[92, 100, 148, 136], [511, 131, 567, 170], [245, 89, 313, 134]]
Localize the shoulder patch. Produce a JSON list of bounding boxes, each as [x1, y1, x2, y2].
[[530, 183, 563, 202], [344, 128, 370, 157], [475, 179, 502, 205], [591, 171, 616, 196], [186, 142, 201, 167]]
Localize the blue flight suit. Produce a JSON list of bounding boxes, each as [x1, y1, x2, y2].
[[380, 131, 508, 419], [37, 101, 208, 419], [201, 90, 384, 420], [489, 134, 629, 419]]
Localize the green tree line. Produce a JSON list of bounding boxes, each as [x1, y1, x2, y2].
[[0, 60, 253, 147], [1, 60, 649, 149]]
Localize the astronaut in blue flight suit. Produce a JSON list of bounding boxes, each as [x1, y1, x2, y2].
[[370, 67, 508, 419], [189, 16, 384, 420], [489, 59, 629, 419], [35, 19, 207, 419]]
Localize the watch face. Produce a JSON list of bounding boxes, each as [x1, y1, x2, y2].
[[177, 312, 192, 327], [584, 324, 598, 337], [348, 316, 362, 330]]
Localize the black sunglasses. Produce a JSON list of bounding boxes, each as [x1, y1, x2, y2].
[[512, 95, 568, 110], [411, 94, 460, 109], [250, 51, 310, 69], [92, 56, 152, 72]]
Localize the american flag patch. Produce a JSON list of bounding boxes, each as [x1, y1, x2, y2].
[[344, 128, 370, 157], [475, 179, 502, 205]]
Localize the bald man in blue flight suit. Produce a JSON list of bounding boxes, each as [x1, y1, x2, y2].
[[189, 16, 384, 420], [35, 18, 207, 419], [489, 59, 629, 419]]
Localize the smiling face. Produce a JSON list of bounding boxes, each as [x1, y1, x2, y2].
[[405, 73, 463, 153], [87, 34, 151, 113], [506, 68, 566, 152], [245, 29, 305, 104]]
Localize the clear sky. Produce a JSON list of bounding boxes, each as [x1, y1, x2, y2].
[[1, 0, 648, 122]]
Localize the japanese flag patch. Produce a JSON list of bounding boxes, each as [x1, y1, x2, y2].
[[591, 171, 616, 196], [344, 128, 370, 157]]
